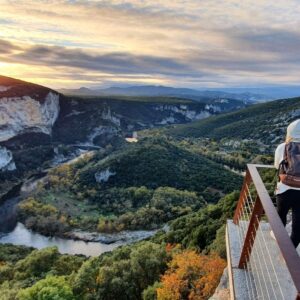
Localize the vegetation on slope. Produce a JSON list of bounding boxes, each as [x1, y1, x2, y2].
[[140, 97, 300, 173], [154, 191, 240, 256], [1, 190, 238, 300], [0, 241, 226, 300], [165, 97, 300, 143], [17, 138, 242, 235]]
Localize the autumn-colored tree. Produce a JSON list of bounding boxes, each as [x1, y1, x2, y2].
[[157, 250, 226, 300], [189, 254, 226, 300], [48, 163, 75, 190]]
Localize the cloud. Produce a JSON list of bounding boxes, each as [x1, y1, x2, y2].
[[1, 0, 300, 88], [0, 39, 20, 54], [227, 28, 300, 59], [0, 41, 200, 77]]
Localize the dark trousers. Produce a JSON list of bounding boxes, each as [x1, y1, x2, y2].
[[276, 189, 300, 248]]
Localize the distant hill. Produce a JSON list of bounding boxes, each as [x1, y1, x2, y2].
[[164, 97, 300, 146], [135, 97, 300, 174], [59, 85, 259, 103], [214, 86, 300, 102], [60, 84, 300, 103]]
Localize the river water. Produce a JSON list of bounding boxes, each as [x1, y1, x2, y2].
[[0, 223, 126, 256], [0, 197, 157, 257], [0, 150, 159, 257]]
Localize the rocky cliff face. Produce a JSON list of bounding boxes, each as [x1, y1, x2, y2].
[[154, 104, 212, 123], [0, 76, 60, 172], [52, 96, 227, 146], [0, 146, 16, 171], [0, 92, 59, 142]]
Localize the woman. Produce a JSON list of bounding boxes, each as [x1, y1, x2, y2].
[[274, 119, 300, 248]]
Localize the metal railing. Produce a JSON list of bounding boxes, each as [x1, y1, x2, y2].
[[233, 164, 300, 300]]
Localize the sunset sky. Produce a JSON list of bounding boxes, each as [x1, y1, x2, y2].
[[0, 0, 300, 89]]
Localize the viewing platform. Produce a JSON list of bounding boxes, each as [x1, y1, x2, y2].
[[226, 164, 300, 300]]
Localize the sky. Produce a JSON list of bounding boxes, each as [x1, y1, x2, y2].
[[0, 0, 300, 89]]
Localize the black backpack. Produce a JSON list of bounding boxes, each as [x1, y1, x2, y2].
[[279, 142, 300, 188]]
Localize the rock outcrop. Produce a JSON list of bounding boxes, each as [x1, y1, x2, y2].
[[209, 268, 230, 300], [0, 75, 60, 143], [0, 76, 60, 171], [86, 126, 120, 146], [0, 92, 60, 142], [95, 168, 116, 183], [154, 104, 213, 122], [0, 146, 16, 171]]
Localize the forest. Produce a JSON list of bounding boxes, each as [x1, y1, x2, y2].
[[17, 137, 242, 236], [0, 191, 239, 300]]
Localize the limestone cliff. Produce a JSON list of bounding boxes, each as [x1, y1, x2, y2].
[[154, 104, 213, 123], [0, 146, 16, 171], [0, 76, 60, 171], [0, 92, 59, 142]]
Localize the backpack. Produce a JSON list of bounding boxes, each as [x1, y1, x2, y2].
[[279, 142, 300, 188]]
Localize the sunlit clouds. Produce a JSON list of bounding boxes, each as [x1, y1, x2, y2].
[[0, 0, 300, 88]]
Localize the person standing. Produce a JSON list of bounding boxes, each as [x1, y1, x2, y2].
[[274, 119, 300, 248]]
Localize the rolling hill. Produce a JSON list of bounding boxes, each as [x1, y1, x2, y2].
[[165, 96, 300, 146], [18, 137, 242, 235]]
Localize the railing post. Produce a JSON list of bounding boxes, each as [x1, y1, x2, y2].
[[233, 170, 251, 225], [238, 196, 264, 269]]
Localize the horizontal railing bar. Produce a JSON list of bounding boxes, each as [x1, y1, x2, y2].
[[247, 164, 300, 295], [248, 164, 275, 169]]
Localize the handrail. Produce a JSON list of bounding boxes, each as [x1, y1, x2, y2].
[[233, 164, 300, 300]]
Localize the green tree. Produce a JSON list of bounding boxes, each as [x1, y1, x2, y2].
[[52, 255, 85, 276], [142, 282, 161, 300], [18, 276, 75, 300], [71, 257, 100, 299], [14, 247, 59, 280]]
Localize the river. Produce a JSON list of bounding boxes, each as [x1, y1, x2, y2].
[[0, 150, 158, 257], [0, 197, 157, 257], [0, 223, 127, 256]]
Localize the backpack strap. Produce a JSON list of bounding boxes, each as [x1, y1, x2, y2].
[[278, 161, 284, 179], [277, 143, 288, 181]]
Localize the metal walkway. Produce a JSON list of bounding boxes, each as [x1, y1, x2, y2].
[[226, 164, 300, 300], [227, 220, 300, 299]]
